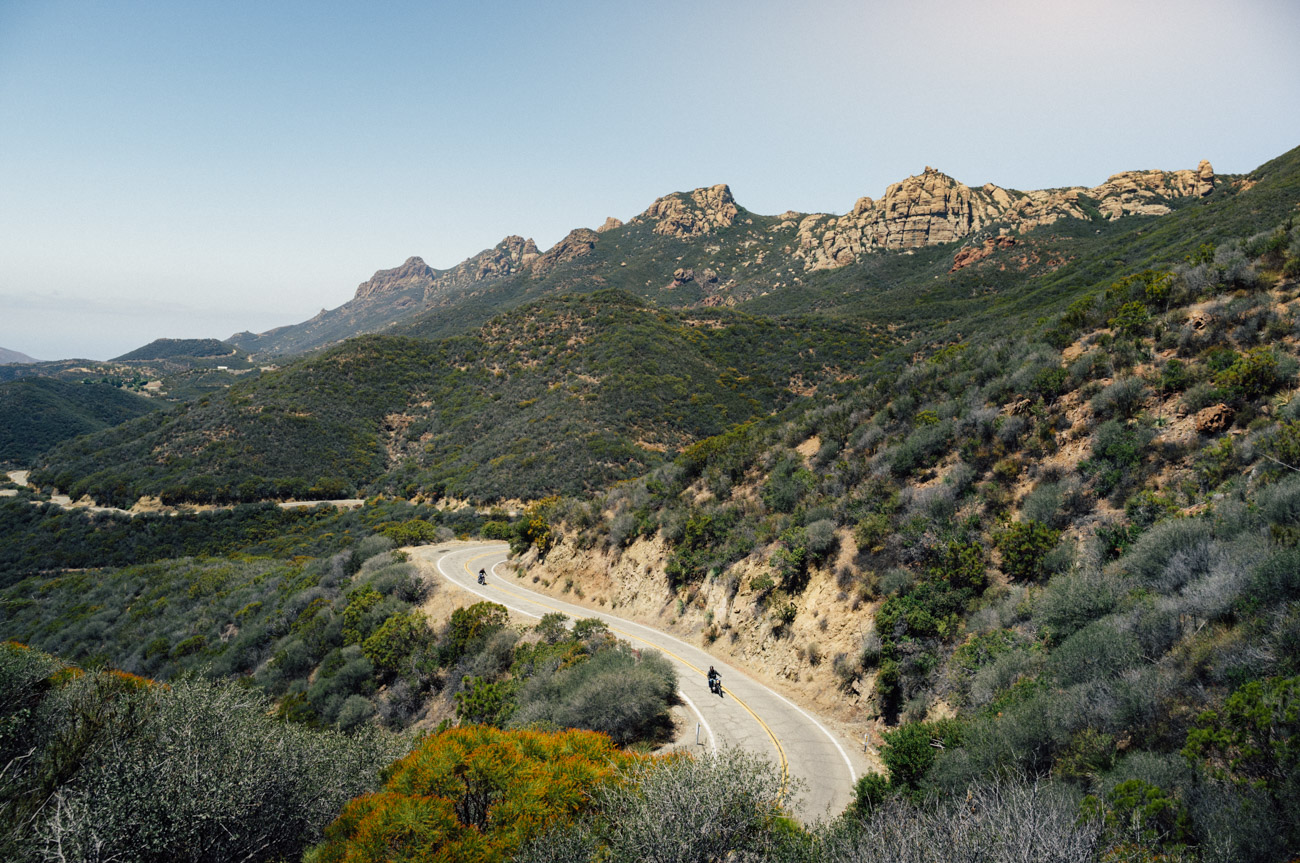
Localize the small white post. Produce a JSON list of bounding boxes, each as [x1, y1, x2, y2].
[[696, 723, 702, 746]]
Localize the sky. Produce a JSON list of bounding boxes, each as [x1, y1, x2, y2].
[[1, 0, 1297, 361]]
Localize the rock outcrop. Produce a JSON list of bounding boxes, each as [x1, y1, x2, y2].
[[430, 235, 539, 300], [637, 184, 739, 238], [1195, 403, 1234, 435], [793, 161, 1216, 271], [353, 256, 436, 300], [530, 228, 599, 276], [950, 234, 1017, 272], [350, 237, 542, 307], [597, 216, 624, 233]]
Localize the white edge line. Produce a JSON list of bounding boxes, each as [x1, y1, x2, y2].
[[433, 548, 709, 749], [677, 691, 717, 752], [484, 546, 858, 784]]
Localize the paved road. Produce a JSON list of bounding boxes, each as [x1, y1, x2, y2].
[[409, 541, 870, 822]]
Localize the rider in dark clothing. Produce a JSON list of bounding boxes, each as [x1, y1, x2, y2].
[[477, 568, 486, 584], [707, 665, 721, 694]]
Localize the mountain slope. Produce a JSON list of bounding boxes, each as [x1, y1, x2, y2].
[[229, 160, 1228, 358], [0, 378, 158, 465], [112, 338, 242, 362], [34, 290, 890, 506]]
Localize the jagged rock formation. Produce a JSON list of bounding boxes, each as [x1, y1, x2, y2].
[[232, 158, 1222, 356], [354, 256, 436, 301], [794, 161, 1216, 271], [530, 228, 598, 276], [636, 184, 740, 238]]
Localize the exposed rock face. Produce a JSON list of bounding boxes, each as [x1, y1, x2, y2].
[[351, 237, 542, 307], [638, 184, 739, 238], [432, 235, 540, 299], [530, 228, 599, 276], [1196, 403, 1234, 435], [950, 234, 1017, 272], [597, 216, 624, 233], [793, 161, 1216, 271], [1196, 159, 1216, 196], [669, 267, 695, 288], [353, 256, 436, 300]]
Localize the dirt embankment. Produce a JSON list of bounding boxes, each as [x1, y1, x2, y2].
[[512, 532, 887, 761]]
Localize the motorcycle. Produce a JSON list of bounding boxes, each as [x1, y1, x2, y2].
[[477, 569, 487, 585]]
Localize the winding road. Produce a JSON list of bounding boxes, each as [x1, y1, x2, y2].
[[409, 541, 872, 822]]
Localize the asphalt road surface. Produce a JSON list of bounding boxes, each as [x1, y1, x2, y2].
[[409, 541, 872, 822]]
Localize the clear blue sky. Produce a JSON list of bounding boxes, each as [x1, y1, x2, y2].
[[2, 0, 1297, 360]]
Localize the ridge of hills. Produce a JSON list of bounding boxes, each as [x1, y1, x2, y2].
[[32, 291, 890, 506], [25, 146, 1300, 511], [228, 159, 1225, 359], [111, 337, 243, 363]]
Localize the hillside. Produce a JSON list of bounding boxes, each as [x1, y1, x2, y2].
[[0, 377, 158, 465], [32, 290, 889, 506], [499, 166, 1300, 860], [8, 145, 1300, 863], [229, 160, 1230, 359], [112, 337, 242, 362]]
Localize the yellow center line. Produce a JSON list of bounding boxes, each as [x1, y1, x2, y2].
[[458, 549, 790, 787]]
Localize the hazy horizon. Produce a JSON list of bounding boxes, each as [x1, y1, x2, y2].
[[3, 0, 1298, 361]]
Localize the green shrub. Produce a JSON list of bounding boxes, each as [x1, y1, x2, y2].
[[1182, 675, 1300, 789], [1047, 620, 1141, 686], [994, 521, 1061, 581], [361, 610, 433, 678], [847, 772, 892, 818], [881, 719, 963, 793], [509, 643, 676, 746], [1214, 346, 1287, 403], [1084, 420, 1151, 498]]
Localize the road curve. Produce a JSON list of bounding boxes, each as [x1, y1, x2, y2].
[[408, 541, 871, 822]]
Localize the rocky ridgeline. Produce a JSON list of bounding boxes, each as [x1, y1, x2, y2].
[[351, 229, 605, 308], [235, 159, 1220, 357], [634, 184, 742, 238], [791, 160, 1215, 271], [341, 162, 1217, 300]]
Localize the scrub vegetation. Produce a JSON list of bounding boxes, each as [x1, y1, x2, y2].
[[4, 146, 1300, 861]]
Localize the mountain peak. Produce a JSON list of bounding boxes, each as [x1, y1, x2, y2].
[[637, 183, 740, 238], [353, 256, 436, 300]]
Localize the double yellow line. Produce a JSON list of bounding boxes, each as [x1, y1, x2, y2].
[[461, 550, 789, 787]]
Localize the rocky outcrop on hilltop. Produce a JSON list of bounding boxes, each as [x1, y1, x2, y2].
[[349, 236, 543, 307], [637, 184, 740, 238], [425, 236, 540, 302], [353, 257, 437, 300], [794, 161, 1217, 271], [232, 156, 1227, 357], [530, 228, 599, 276]]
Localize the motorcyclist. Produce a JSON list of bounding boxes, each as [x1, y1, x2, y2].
[[707, 665, 721, 695], [477, 568, 486, 584]]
